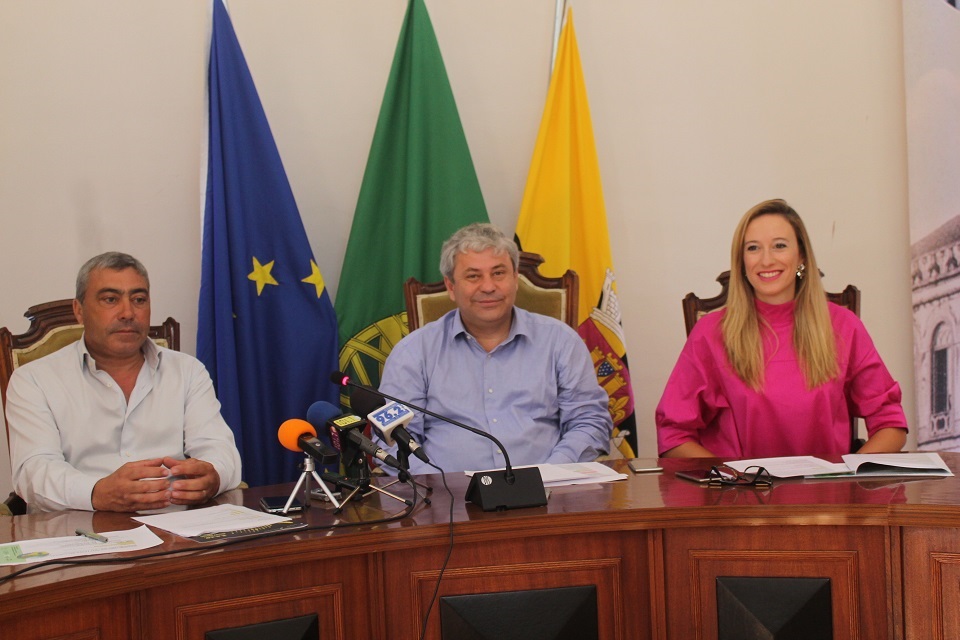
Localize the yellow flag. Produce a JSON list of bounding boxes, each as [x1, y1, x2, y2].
[[516, 8, 637, 457]]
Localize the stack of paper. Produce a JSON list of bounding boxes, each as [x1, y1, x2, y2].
[[133, 504, 293, 537], [726, 452, 953, 479]]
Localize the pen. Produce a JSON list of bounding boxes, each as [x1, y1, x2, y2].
[[75, 528, 108, 543]]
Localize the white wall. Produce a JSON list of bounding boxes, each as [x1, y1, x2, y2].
[[0, 1, 914, 499]]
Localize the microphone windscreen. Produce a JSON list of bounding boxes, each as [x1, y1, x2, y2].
[[278, 418, 316, 452], [351, 386, 387, 417], [306, 400, 342, 429], [330, 371, 350, 387]]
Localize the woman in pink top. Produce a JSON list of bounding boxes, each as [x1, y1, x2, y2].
[[656, 199, 907, 458]]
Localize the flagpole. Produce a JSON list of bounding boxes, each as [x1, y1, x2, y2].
[[200, 0, 216, 244], [549, 0, 568, 74]]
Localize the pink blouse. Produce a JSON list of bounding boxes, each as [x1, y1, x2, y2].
[[656, 299, 907, 458]]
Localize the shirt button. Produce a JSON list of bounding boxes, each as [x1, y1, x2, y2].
[[492, 418, 498, 423], [495, 449, 503, 455], [488, 388, 494, 393]]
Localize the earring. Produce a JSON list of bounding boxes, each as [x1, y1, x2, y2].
[[796, 264, 806, 279]]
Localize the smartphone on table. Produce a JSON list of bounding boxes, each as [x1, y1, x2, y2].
[[628, 458, 664, 474], [674, 469, 714, 483], [259, 496, 304, 514]]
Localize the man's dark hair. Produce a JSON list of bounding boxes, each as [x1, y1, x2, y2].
[[75, 252, 149, 301]]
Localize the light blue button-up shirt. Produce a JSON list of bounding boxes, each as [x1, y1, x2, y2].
[[377, 307, 612, 475]]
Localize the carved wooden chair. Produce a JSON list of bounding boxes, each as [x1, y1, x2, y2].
[[681, 270, 863, 453], [404, 251, 579, 332], [0, 299, 179, 515]]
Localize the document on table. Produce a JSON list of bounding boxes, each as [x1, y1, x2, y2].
[[465, 462, 628, 487], [726, 452, 953, 479], [133, 504, 293, 538], [0, 525, 163, 566]]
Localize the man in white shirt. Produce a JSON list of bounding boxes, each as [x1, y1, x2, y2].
[[6, 252, 241, 512]]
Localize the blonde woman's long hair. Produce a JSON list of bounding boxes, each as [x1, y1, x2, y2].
[[720, 199, 838, 390]]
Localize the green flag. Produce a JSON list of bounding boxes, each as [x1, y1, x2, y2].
[[335, 0, 488, 400]]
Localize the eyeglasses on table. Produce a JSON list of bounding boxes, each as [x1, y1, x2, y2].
[[707, 464, 773, 488]]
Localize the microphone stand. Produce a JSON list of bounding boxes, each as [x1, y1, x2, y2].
[[334, 453, 413, 513], [333, 373, 547, 511], [286, 452, 341, 512], [380, 448, 433, 505]]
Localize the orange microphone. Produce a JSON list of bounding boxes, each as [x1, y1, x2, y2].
[[278, 419, 338, 464]]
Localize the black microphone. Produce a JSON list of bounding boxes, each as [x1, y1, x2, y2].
[[352, 387, 430, 465], [330, 371, 547, 512], [307, 401, 402, 475]]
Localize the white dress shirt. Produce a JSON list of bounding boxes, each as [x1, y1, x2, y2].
[[6, 337, 242, 511]]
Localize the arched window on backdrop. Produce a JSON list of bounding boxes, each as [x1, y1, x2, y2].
[[931, 322, 953, 436]]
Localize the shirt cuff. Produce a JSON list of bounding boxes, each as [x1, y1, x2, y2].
[[68, 474, 100, 511]]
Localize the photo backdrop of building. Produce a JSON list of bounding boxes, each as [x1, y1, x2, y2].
[[905, 1, 960, 450]]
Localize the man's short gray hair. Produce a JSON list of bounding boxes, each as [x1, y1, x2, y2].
[[75, 252, 149, 301], [439, 223, 519, 281]]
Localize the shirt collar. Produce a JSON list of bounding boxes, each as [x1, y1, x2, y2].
[[450, 306, 528, 345], [76, 334, 160, 372], [754, 298, 797, 328]]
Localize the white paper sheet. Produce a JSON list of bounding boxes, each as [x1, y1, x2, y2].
[[0, 524, 163, 565]]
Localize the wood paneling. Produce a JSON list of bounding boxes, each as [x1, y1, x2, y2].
[[141, 554, 375, 640], [0, 594, 133, 640], [663, 526, 891, 639], [382, 531, 649, 640], [902, 527, 960, 640]]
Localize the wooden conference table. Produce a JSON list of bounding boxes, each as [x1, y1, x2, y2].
[[2, 455, 960, 639]]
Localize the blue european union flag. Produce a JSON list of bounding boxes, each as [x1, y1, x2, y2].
[[197, 0, 340, 487]]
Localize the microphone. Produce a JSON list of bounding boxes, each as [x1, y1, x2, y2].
[[351, 387, 430, 465], [307, 401, 402, 475], [277, 418, 339, 465], [370, 402, 430, 464], [330, 371, 547, 512]]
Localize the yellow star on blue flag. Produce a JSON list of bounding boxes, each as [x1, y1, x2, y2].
[[301, 260, 326, 298], [248, 257, 278, 295]]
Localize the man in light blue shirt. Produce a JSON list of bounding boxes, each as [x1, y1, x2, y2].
[[377, 223, 612, 475]]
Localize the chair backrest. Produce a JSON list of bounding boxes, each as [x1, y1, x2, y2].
[[404, 251, 580, 332], [0, 298, 180, 428], [681, 271, 861, 337], [680, 270, 863, 453]]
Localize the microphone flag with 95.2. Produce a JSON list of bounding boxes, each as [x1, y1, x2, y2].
[[351, 387, 430, 464]]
